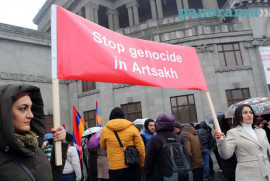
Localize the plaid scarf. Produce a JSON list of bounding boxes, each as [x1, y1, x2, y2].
[[14, 131, 38, 152]]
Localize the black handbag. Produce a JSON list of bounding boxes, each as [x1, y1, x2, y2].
[[114, 131, 139, 167]]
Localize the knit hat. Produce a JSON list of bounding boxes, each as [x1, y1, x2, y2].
[[155, 113, 175, 132], [66, 132, 73, 143], [175, 122, 182, 129], [109, 107, 125, 120], [144, 118, 155, 131]]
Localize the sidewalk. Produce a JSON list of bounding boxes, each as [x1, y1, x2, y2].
[[209, 152, 227, 181]]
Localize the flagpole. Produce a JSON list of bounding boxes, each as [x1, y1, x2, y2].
[[205, 91, 222, 134], [52, 79, 62, 165], [51, 5, 62, 166]]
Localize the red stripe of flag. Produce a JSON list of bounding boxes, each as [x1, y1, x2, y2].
[[73, 106, 85, 156], [96, 101, 103, 127]]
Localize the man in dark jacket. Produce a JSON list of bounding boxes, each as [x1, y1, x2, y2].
[[197, 121, 213, 181], [145, 113, 189, 181]]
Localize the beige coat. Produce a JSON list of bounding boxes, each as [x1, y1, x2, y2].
[[97, 146, 109, 179], [217, 126, 270, 181]]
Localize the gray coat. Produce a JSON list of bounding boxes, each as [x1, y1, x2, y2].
[[217, 126, 270, 181]]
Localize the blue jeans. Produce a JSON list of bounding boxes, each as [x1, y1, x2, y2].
[[60, 172, 76, 181], [201, 149, 210, 177]]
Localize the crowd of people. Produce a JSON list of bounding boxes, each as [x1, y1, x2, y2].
[[0, 84, 269, 181]]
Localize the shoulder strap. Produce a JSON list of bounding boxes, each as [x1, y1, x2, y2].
[[114, 131, 125, 151], [157, 135, 177, 145], [157, 135, 166, 145], [8, 154, 37, 181]]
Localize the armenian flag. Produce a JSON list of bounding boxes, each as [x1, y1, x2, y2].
[[73, 106, 85, 156], [96, 101, 103, 127]]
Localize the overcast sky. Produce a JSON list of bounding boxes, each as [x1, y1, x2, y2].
[[0, 0, 46, 30]]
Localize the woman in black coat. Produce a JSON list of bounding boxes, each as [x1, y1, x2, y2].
[[0, 84, 68, 181]]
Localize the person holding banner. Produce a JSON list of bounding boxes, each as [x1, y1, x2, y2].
[[215, 104, 270, 181], [0, 84, 68, 181]]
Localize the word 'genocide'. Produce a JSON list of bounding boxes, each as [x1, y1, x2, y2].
[[92, 31, 182, 63]]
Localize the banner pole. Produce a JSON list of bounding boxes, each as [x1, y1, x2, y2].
[[205, 90, 222, 133], [52, 79, 62, 165], [51, 5, 62, 166]]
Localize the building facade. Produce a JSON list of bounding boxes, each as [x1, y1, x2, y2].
[[1, 0, 270, 132]]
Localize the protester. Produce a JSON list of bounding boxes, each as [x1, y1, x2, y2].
[[100, 107, 145, 181], [214, 118, 237, 181], [259, 117, 270, 143], [0, 84, 68, 181], [215, 104, 270, 181], [197, 121, 213, 181], [189, 122, 195, 127], [97, 146, 109, 180], [140, 118, 156, 152], [60, 132, 82, 181], [88, 147, 98, 181], [82, 136, 90, 181], [135, 124, 146, 145], [212, 114, 233, 177], [145, 113, 190, 181], [181, 124, 204, 181], [43, 136, 54, 160], [173, 121, 182, 135]]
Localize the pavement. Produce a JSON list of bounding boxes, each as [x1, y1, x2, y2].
[[208, 152, 227, 181]]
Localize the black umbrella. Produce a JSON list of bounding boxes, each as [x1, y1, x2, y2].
[[205, 112, 225, 125], [205, 112, 231, 134]]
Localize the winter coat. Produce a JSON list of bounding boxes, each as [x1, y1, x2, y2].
[[217, 126, 270, 181], [88, 147, 98, 174], [140, 129, 156, 152], [263, 123, 270, 143], [197, 121, 213, 149], [0, 84, 68, 181], [63, 146, 82, 181], [100, 118, 145, 170], [145, 131, 185, 181], [97, 146, 109, 179], [180, 124, 204, 170]]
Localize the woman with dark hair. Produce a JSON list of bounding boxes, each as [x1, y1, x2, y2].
[[0, 84, 68, 181], [215, 104, 270, 181]]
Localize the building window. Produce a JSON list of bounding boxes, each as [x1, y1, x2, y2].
[[226, 88, 250, 107], [170, 95, 197, 124], [138, 0, 151, 23], [121, 102, 142, 122], [118, 5, 129, 28], [162, 0, 178, 17], [82, 81, 96, 92], [98, 5, 109, 29], [218, 0, 228, 8], [218, 43, 243, 67], [44, 115, 53, 133], [84, 110, 96, 128], [188, 0, 203, 10]]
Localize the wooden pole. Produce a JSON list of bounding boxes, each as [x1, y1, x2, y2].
[[52, 78, 62, 165], [205, 91, 222, 133]]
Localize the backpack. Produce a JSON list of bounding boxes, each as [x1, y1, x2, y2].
[[158, 135, 193, 181]]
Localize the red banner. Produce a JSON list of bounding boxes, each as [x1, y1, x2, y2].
[[52, 5, 208, 91]]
